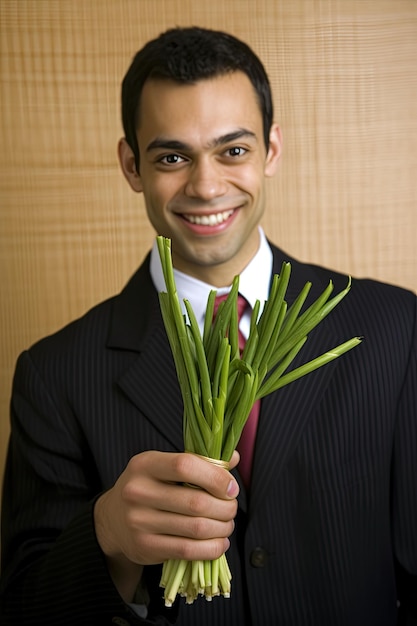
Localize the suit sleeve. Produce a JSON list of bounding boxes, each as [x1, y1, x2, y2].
[[392, 294, 417, 624], [0, 350, 177, 626]]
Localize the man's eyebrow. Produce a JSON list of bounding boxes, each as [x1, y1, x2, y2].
[[146, 139, 189, 153], [210, 128, 257, 147], [145, 128, 257, 153]]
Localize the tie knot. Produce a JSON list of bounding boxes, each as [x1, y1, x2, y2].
[[236, 294, 249, 321], [213, 293, 248, 322]]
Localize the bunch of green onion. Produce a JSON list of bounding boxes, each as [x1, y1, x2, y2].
[[156, 235, 361, 607]]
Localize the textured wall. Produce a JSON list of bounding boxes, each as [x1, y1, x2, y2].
[[1, 0, 416, 478]]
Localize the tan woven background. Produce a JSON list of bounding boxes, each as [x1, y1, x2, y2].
[[1, 0, 416, 481]]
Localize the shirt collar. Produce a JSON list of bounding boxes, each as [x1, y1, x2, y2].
[[150, 227, 273, 335]]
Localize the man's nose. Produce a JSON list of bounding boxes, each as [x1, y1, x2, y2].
[[184, 159, 228, 200]]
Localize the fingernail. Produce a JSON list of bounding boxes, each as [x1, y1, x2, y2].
[[227, 479, 239, 498]]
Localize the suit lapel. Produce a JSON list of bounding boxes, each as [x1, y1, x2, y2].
[[249, 323, 342, 512], [117, 324, 185, 453], [249, 245, 348, 512], [107, 255, 184, 452]]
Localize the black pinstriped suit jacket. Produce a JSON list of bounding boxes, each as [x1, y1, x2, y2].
[[1, 243, 416, 626]]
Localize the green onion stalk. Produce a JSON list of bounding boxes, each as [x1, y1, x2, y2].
[[156, 236, 361, 607]]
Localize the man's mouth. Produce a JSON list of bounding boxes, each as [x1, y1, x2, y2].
[[182, 209, 234, 226]]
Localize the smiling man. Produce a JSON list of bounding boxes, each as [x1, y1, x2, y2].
[[118, 71, 281, 286], [1, 27, 416, 626]]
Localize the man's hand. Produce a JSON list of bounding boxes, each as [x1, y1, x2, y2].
[[94, 450, 240, 602]]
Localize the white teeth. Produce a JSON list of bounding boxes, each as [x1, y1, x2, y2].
[[185, 210, 234, 226]]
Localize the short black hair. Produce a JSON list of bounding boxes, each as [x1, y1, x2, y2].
[[121, 26, 274, 171]]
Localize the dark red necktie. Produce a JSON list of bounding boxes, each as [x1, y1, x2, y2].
[[213, 294, 260, 489]]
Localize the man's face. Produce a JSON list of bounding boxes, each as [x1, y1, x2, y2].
[[121, 71, 282, 286]]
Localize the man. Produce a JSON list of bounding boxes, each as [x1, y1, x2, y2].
[[1, 26, 416, 626]]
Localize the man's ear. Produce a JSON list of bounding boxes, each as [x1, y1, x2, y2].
[[264, 123, 283, 177], [118, 138, 142, 192]]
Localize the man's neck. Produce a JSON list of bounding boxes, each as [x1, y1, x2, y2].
[[150, 227, 273, 337]]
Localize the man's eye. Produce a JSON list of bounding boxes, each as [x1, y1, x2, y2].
[[227, 147, 247, 157], [159, 154, 185, 165]]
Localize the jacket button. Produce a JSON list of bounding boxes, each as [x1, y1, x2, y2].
[[250, 546, 268, 568]]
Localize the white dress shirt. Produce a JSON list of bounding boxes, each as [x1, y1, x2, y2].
[[150, 227, 273, 338]]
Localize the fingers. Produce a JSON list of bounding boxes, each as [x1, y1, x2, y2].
[[229, 449, 240, 471], [129, 500, 235, 540], [131, 450, 239, 500], [139, 533, 231, 564], [95, 450, 240, 569], [124, 478, 237, 522]]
